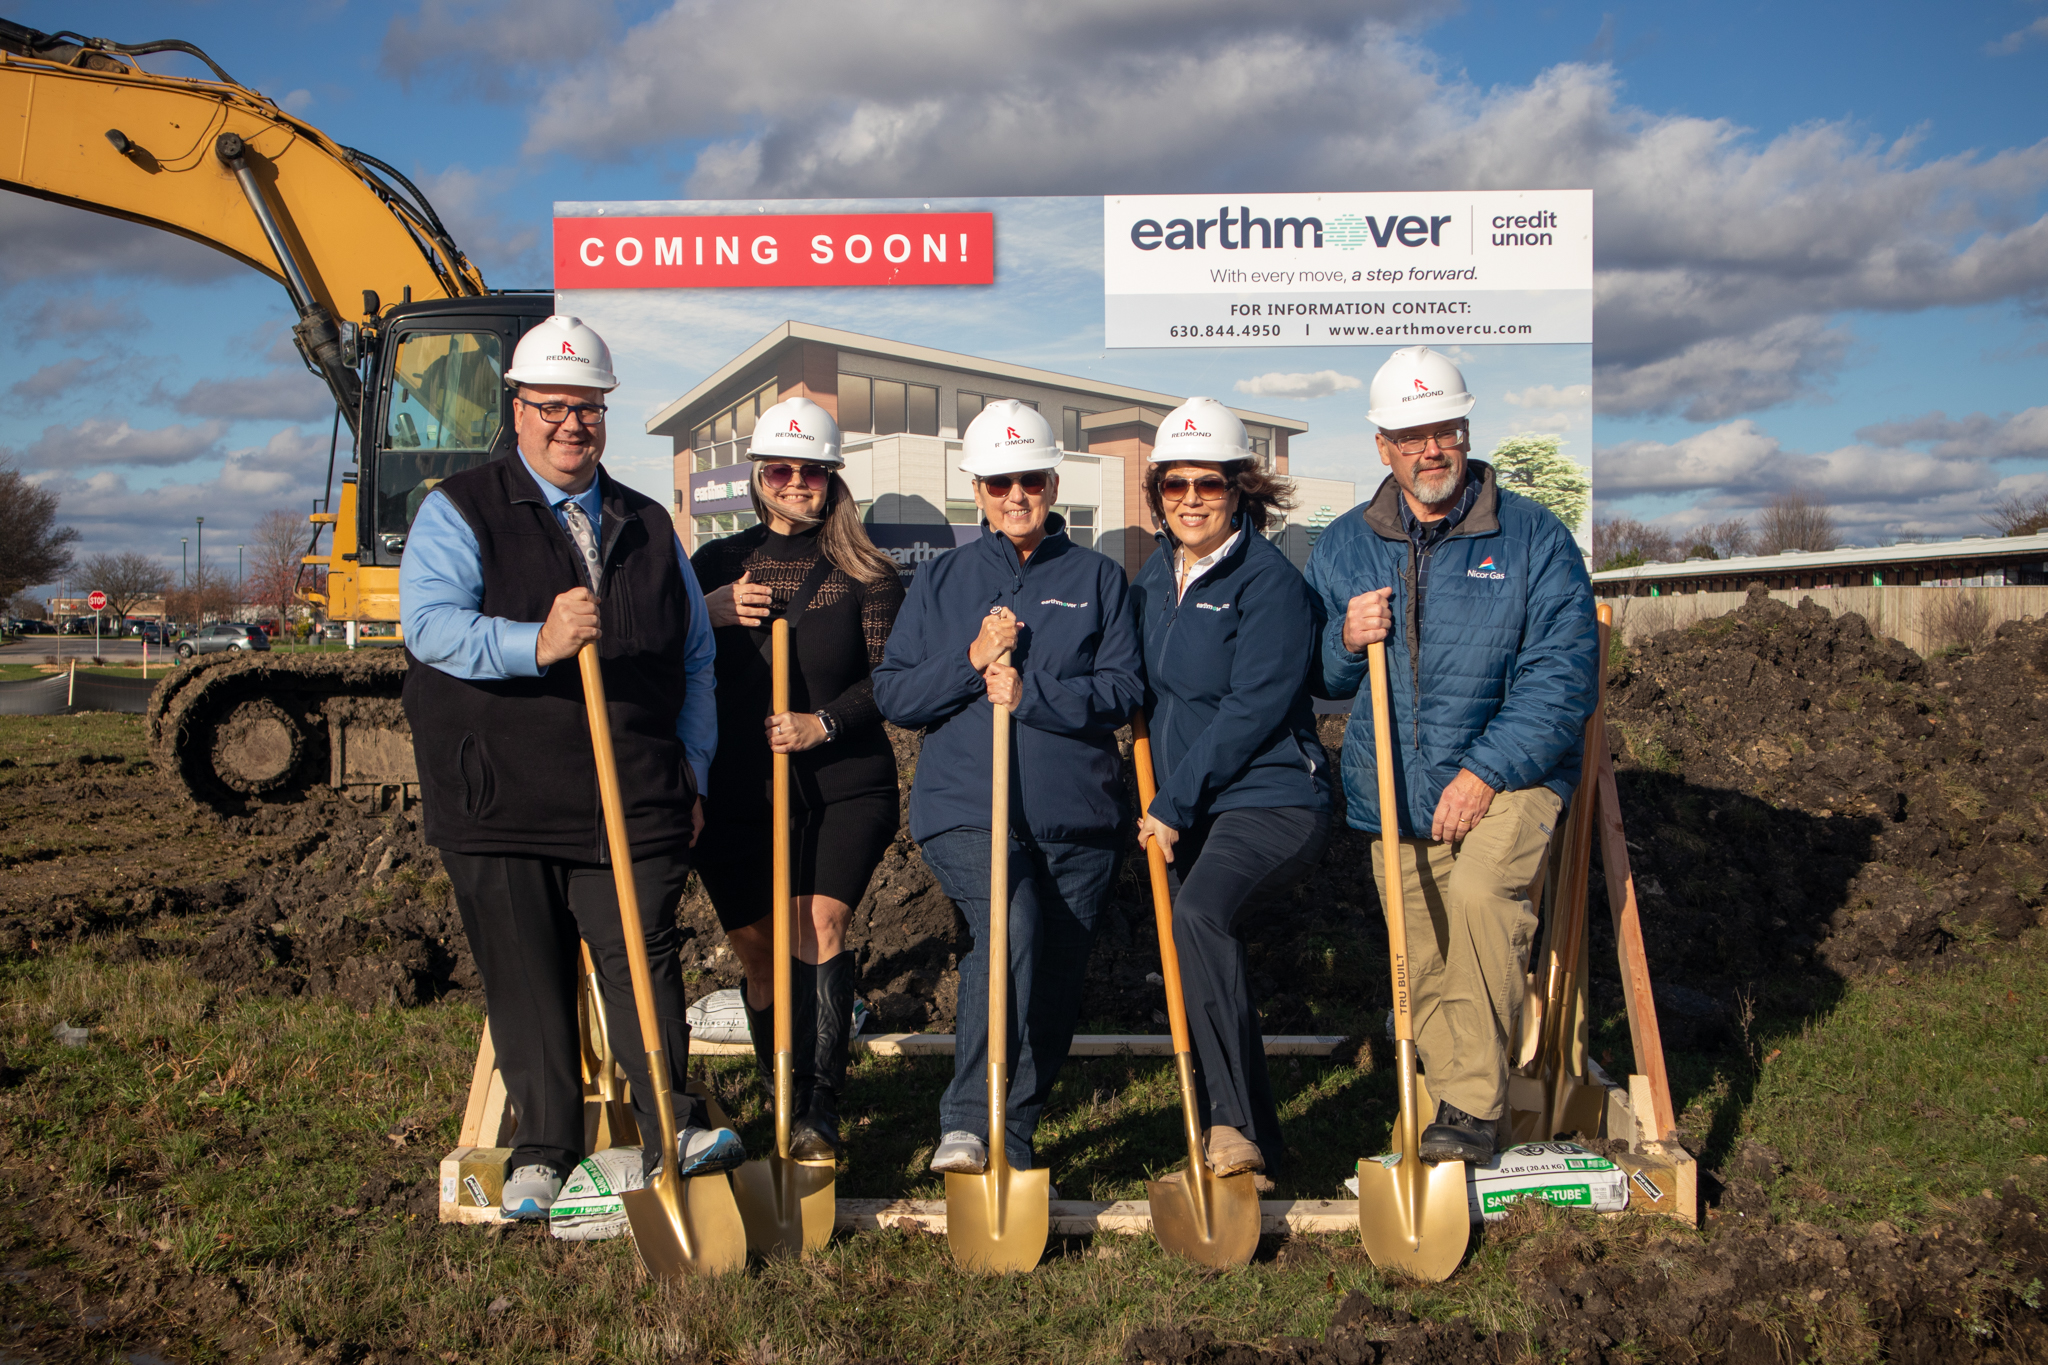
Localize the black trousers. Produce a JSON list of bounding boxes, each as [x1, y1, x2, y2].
[[441, 848, 700, 1178], [1165, 806, 1331, 1175]]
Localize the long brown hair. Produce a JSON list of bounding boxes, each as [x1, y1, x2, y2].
[[1144, 459, 1295, 539], [747, 466, 899, 587]]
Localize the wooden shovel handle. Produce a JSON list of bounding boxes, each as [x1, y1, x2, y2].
[[772, 619, 792, 1057], [1366, 643, 1416, 1043], [1129, 711, 1194, 1056], [577, 644, 664, 1062]]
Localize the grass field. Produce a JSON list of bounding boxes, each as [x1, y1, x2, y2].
[[1, 919, 2041, 1360]]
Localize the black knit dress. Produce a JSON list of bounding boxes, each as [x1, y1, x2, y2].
[[689, 524, 904, 928]]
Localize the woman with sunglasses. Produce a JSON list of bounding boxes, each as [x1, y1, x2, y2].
[[874, 400, 1143, 1183], [689, 395, 905, 1162], [1131, 397, 1331, 1184]]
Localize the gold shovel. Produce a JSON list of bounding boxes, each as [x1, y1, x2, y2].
[[734, 618, 837, 1255], [947, 650, 1050, 1273], [577, 644, 747, 1279], [1356, 641, 1470, 1281], [1130, 710, 1261, 1267]]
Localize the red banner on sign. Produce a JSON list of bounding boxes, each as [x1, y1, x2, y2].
[[553, 213, 994, 289]]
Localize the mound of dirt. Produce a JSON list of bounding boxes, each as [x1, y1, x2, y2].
[[1124, 1182, 2048, 1364], [1604, 591, 2048, 1000]]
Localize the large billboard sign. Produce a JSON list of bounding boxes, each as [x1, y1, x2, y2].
[[554, 193, 1594, 574]]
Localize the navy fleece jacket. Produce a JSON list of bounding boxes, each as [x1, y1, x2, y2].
[[874, 518, 1143, 844], [1306, 461, 1598, 838], [1131, 524, 1331, 829]]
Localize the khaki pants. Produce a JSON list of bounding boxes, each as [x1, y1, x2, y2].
[[1368, 786, 1561, 1122]]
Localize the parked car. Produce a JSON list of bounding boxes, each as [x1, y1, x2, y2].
[[131, 621, 166, 645], [13, 619, 55, 636], [175, 622, 273, 659]]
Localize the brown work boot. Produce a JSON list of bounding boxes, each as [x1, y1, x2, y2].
[[1203, 1125, 1266, 1176]]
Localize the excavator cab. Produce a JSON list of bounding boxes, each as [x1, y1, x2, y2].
[[356, 295, 556, 570]]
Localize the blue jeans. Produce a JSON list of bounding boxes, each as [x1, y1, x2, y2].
[[919, 827, 1120, 1171]]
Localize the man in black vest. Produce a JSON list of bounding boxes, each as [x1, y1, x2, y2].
[[400, 315, 739, 1220]]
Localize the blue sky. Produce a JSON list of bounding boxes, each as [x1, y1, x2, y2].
[[4, 0, 2045, 596]]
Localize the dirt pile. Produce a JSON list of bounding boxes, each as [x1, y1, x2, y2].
[[1124, 1181, 2048, 1364], [1604, 592, 2048, 1005]]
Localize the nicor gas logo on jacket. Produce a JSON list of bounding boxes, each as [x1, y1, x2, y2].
[[1468, 554, 1506, 581]]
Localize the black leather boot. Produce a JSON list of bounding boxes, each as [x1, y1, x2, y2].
[[1418, 1100, 1496, 1164], [741, 987, 775, 1110], [790, 953, 852, 1162]]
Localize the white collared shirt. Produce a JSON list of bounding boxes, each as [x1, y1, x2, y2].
[[1175, 529, 1242, 601]]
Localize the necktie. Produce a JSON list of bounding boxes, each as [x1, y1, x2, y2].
[[561, 499, 602, 595]]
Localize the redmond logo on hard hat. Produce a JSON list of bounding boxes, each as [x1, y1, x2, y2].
[[1412, 378, 1428, 393], [562, 341, 578, 355], [1183, 417, 1198, 431], [1405, 387, 1443, 403], [788, 419, 802, 433]]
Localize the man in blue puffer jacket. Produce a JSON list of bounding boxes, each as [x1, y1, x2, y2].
[[1307, 346, 1598, 1166]]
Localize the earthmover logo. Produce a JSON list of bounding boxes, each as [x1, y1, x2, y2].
[[1039, 598, 1089, 609], [1468, 554, 1506, 581]]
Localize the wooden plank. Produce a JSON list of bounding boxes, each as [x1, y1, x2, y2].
[[691, 1034, 1348, 1058], [1594, 747, 1679, 1141], [833, 1198, 1361, 1236], [456, 1023, 498, 1149]]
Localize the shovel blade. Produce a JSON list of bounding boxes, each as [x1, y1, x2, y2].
[[733, 1155, 837, 1257], [622, 1173, 748, 1280], [1356, 1156, 1470, 1282], [1146, 1169, 1261, 1268], [945, 1167, 1049, 1274]]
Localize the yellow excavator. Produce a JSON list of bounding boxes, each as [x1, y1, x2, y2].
[[2, 17, 559, 806]]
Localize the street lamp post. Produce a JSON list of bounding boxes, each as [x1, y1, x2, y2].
[[237, 544, 244, 604], [181, 538, 188, 588]]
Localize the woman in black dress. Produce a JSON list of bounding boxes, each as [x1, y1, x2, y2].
[[691, 396, 904, 1161]]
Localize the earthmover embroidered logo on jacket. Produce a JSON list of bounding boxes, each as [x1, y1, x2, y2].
[[1195, 601, 1231, 611], [1040, 598, 1089, 608], [1467, 554, 1506, 581]]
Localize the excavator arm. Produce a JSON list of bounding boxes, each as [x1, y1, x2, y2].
[[0, 18, 488, 433]]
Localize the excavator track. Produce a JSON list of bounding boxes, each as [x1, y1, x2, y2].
[[148, 651, 415, 811]]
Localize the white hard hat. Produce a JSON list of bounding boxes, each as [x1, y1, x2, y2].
[[1150, 397, 1253, 464], [1367, 345, 1474, 430], [504, 315, 619, 392], [958, 400, 1064, 478], [748, 396, 843, 466]]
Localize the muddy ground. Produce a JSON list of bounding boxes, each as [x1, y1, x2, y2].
[[1, 592, 2044, 1360]]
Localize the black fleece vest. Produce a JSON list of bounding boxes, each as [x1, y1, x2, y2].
[[402, 455, 696, 860]]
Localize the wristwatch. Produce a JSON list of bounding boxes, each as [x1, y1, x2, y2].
[[814, 710, 840, 743]]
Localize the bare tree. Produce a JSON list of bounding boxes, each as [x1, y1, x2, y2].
[[245, 509, 310, 620], [1592, 516, 1676, 571], [1983, 490, 2048, 537], [164, 563, 238, 626], [76, 551, 171, 630], [1753, 492, 1841, 554], [0, 459, 79, 602]]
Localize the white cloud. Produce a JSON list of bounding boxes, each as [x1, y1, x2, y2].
[[1855, 405, 2048, 461], [8, 359, 101, 409], [413, 165, 543, 282], [388, 3, 2048, 422], [162, 370, 335, 423], [1234, 369, 1362, 400], [1503, 383, 1592, 410], [0, 197, 239, 291], [3, 418, 229, 471], [281, 88, 315, 114], [1988, 16, 2048, 54]]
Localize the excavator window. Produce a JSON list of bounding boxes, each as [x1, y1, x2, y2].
[[377, 331, 506, 554]]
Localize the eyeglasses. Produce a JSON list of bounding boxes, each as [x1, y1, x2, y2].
[[520, 399, 608, 425], [978, 472, 1050, 496], [1382, 425, 1467, 456], [1160, 474, 1233, 501], [759, 462, 834, 491]]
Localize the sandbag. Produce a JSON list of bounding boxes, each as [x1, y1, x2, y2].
[[1346, 1140, 1630, 1223], [548, 1146, 644, 1241]]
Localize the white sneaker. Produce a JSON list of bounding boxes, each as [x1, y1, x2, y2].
[[929, 1131, 988, 1174], [501, 1164, 563, 1219], [664, 1124, 745, 1178]]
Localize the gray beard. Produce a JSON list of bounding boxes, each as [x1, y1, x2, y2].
[[1412, 466, 1461, 505]]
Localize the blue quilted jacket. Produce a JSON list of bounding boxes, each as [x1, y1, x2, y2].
[[1304, 461, 1598, 837]]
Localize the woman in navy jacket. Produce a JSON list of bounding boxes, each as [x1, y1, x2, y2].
[[1132, 398, 1332, 1180], [874, 400, 1143, 1181]]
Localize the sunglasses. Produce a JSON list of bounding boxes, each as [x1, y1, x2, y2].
[[1160, 474, 1233, 501], [978, 472, 1050, 496], [759, 463, 834, 490]]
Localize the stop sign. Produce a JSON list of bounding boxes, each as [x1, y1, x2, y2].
[[87, 590, 107, 612]]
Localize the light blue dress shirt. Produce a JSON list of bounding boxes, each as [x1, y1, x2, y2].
[[399, 454, 717, 796]]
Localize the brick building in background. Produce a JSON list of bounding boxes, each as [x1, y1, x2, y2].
[[647, 322, 1353, 578]]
